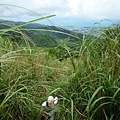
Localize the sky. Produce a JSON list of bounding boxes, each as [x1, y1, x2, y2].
[[0, 0, 120, 27]]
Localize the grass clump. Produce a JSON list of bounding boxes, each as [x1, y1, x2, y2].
[[0, 21, 120, 120]]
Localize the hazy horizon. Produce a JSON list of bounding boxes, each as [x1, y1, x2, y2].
[[1, 16, 118, 27]]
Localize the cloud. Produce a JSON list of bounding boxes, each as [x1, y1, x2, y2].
[[77, 0, 120, 20], [65, 0, 120, 20], [0, 0, 120, 20], [0, 0, 68, 17]]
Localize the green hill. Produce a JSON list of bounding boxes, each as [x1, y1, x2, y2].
[[0, 20, 84, 47]]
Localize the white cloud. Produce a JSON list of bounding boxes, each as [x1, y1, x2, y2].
[[64, 0, 120, 20], [0, 0, 120, 20], [0, 0, 68, 17], [78, 0, 120, 20]]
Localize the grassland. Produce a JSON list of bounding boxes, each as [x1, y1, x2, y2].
[[0, 22, 120, 120]]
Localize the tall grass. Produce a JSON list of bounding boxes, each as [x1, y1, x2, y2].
[[63, 26, 120, 120], [0, 16, 120, 120]]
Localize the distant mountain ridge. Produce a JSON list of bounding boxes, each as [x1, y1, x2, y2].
[[0, 19, 84, 47]]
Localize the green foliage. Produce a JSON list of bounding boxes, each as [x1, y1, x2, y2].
[[0, 20, 83, 48], [0, 24, 120, 120], [30, 33, 58, 47]]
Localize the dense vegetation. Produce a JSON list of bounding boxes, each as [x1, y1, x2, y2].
[[0, 20, 83, 47], [0, 20, 120, 120]]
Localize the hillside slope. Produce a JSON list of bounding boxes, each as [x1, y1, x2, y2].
[[0, 20, 83, 47]]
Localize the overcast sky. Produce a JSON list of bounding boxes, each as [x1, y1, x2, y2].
[[0, 0, 119, 26]]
